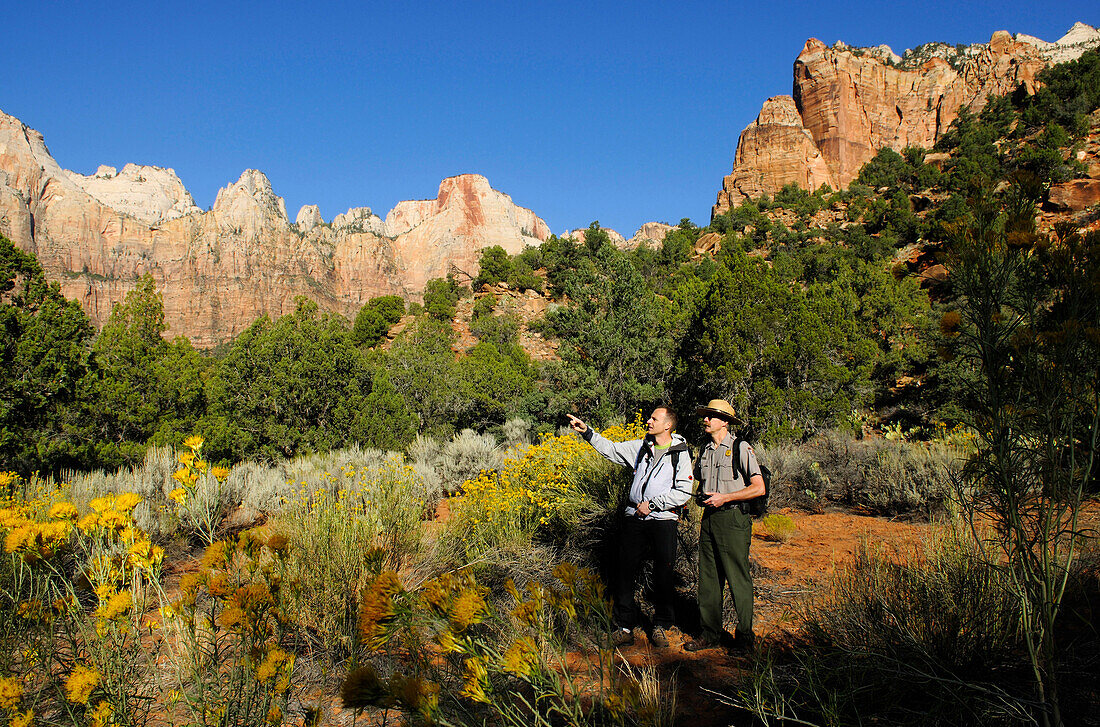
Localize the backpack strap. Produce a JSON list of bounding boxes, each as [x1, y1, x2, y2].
[[634, 441, 685, 501], [730, 436, 747, 481]]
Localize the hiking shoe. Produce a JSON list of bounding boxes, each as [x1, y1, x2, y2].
[[611, 628, 634, 647], [731, 631, 757, 653], [650, 626, 669, 648], [683, 636, 716, 652]]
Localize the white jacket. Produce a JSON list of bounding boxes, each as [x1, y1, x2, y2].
[[583, 429, 693, 521]]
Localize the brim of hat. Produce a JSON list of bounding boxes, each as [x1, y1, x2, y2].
[[695, 407, 740, 422]]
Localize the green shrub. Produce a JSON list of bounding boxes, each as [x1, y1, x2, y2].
[[760, 513, 797, 542], [353, 295, 405, 346], [475, 245, 513, 287], [423, 275, 467, 321], [761, 431, 957, 516]]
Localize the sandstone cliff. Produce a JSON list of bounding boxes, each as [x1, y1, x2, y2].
[[0, 110, 550, 346], [714, 23, 1100, 215]]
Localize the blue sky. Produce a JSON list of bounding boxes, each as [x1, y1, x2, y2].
[[3, 1, 1094, 235]]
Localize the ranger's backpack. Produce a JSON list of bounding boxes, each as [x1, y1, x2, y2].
[[732, 436, 771, 518]]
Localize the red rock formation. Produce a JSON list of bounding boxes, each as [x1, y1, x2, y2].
[[1046, 179, 1100, 211], [714, 96, 835, 213], [714, 24, 1100, 216], [0, 110, 550, 346]]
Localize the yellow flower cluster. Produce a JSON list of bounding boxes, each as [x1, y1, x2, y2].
[[421, 570, 489, 632], [459, 656, 490, 704], [4, 517, 70, 562], [357, 571, 404, 648], [0, 681, 32, 727], [65, 665, 101, 705], [454, 433, 584, 539], [0, 676, 24, 710], [89, 700, 113, 727], [170, 435, 229, 506], [78, 494, 144, 538], [9, 710, 32, 727], [255, 647, 293, 686], [453, 415, 645, 551], [501, 636, 539, 678]]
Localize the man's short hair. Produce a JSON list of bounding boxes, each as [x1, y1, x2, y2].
[[655, 405, 678, 432]]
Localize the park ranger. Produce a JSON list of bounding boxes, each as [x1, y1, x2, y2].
[[684, 399, 764, 653]]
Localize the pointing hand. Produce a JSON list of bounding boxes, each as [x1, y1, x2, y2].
[[566, 414, 588, 434]]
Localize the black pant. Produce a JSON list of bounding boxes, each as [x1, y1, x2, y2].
[[612, 517, 678, 630]]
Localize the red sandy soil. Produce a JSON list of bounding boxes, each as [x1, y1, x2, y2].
[[607, 509, 936, 727]]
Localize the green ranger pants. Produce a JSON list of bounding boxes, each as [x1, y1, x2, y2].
[[697, 507, 753, 639]]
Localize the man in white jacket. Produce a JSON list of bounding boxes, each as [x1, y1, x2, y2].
[[568, 406, 693, 648]]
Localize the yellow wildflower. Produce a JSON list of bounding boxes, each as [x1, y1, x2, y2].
[[511, 598, 539, 628], [0, 675, 24, 709], [168, 488, 187, 505], [206, 571, 230, 597], [459, 657, 490, 704], [4, 525, 33, 554], [265, 532, 289, 553], [77, 514, 99, 533], [436, 628, 464, 653], [255, 647, 290, 682], [200, 540, 231, 570], [127, 540, 164, 572], [358, 571, 403, 648], [99, 510, 129, 531], [0, 506, 29, 529], [218, 604, 244, 630], [6, 521, 70, 560], [10, 709, 33, 727], [65, 665, 101, 704], [265, 705, 281, 724], [210, 466, 230, 480], [89, 496, 115, 514], [96, 590, 133, 622], [115, 493, 142, 512], [90, 701, 113, 727], [501, 636, 539, 678], [171, 468, 197, 488], [183, 435, 204, 451], [449, 588, 488, 631], [48, 502, 79, 521]]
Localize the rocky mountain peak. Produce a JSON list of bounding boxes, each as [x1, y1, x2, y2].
[[212, 169, 289, 234], [332, 206, 386, 235], [295, 204, 323, 232], [1, 107, 565, 345], [64, 163, 201, 225], [382, 173, 551, 290]]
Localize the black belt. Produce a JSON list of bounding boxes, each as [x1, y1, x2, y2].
[[703, 501, 748, 514]]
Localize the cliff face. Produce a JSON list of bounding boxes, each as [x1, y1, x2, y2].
[[714, 23, 1100, 215], [0, 110, 550, 346]]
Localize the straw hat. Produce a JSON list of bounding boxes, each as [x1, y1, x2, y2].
[[695, 399, 741, 424]]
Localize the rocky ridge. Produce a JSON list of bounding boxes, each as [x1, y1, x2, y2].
[[0, 109, 558, 346], [714, 23, 1100, 215]]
